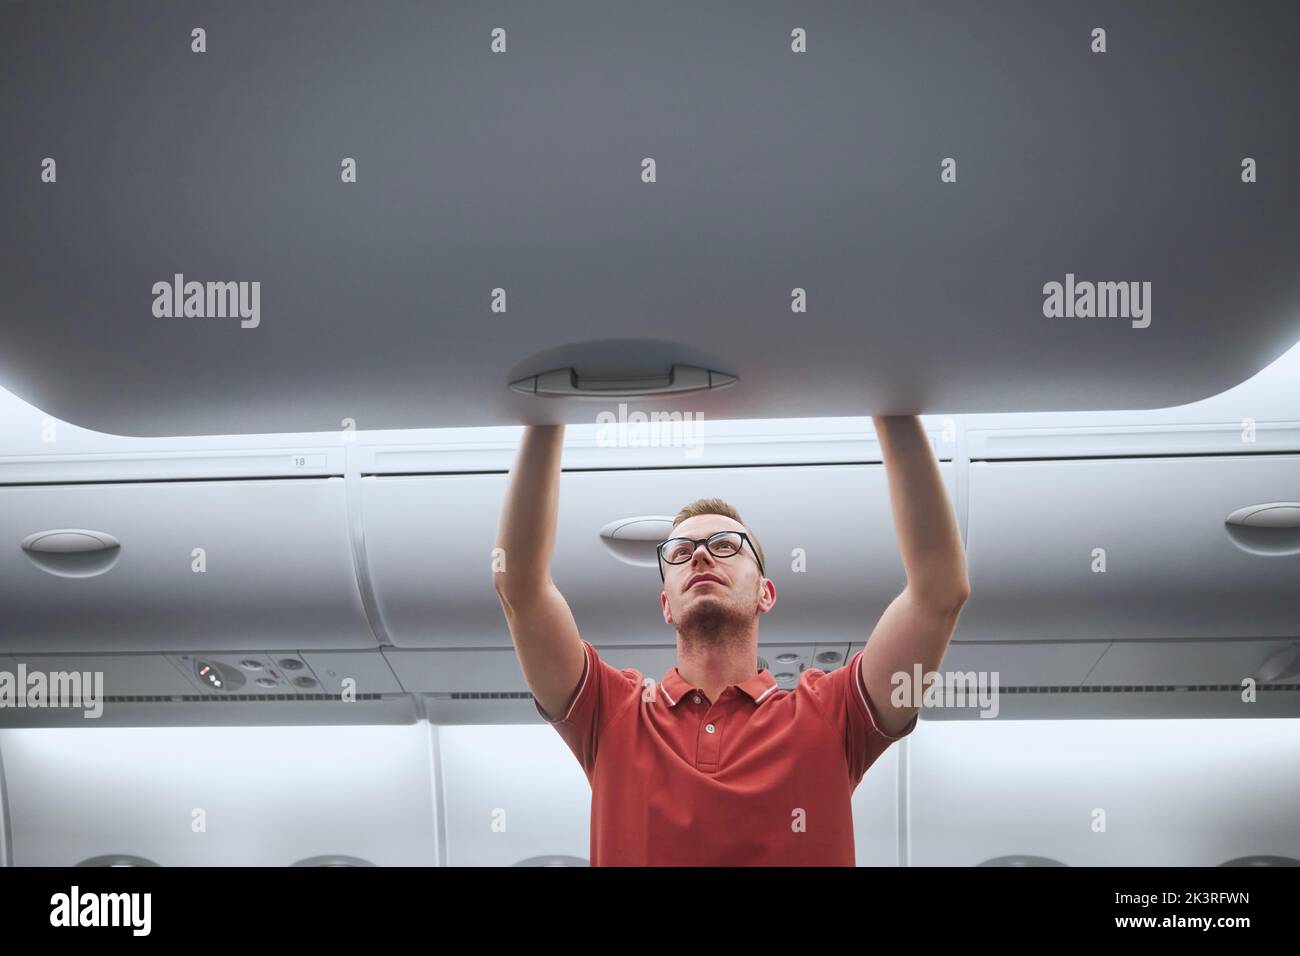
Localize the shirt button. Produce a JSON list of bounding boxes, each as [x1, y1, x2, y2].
[[692, 695, 702, 704], [705, 723, 716, 733]]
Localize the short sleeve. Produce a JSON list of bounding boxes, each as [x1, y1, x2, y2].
[[802, 649, 918, 784], [532, 639, 643, 778]]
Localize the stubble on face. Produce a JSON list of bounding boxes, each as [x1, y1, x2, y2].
[[674, 586, 757, 653]]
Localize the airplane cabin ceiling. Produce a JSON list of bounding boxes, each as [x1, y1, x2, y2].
[[1, 0, 1298, 436]]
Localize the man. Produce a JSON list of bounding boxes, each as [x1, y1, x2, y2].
[[492, 416, 969, 866]]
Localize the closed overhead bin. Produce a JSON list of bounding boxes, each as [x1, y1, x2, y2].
[[361, 463, 954, 648], [957, 454, 1300, 643], [0, 478, 375, 653]]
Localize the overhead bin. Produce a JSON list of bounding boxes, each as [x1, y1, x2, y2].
[[362, 463, 954, 648], [957, 454, 1300, 643], [0, 478, 376, 654], [3, 3, 1299, 436]]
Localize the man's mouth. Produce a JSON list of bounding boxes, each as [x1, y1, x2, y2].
[[686, 574, 725, 590]]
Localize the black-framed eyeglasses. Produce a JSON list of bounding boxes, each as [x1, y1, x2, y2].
[[656, 530, 765, 582]]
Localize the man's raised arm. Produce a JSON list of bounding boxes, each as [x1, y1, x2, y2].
[[859, 415, 971, 736], [492, 424, 586, 721]]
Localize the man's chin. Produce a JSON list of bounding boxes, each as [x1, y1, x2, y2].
[[678, 598, 746, 635]]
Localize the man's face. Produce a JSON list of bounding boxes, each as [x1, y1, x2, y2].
[[659, 514, 776, 634]]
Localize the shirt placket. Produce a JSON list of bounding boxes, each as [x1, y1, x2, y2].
[[696, 691, 727, 772]]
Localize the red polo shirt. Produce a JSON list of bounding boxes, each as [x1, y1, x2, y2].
[[533, 639, 918, 866]]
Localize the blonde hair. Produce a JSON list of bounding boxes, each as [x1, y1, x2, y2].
[[671, 497, 766, 573]]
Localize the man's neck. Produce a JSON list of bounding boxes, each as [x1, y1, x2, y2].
[[674, 626, 759, 703]]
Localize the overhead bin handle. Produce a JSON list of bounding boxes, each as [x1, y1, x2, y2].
[[21, 529, 120, 554], [20, 529, 121, 578], [598, 516, 676, 568], [1224, 502, 1300, 529], [510, 364, 737, 399], [1223, 502, 1300, 557], [599, 516, 676, 543]]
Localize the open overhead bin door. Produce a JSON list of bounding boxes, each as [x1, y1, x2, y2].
[[1, 1, 1298, 435]]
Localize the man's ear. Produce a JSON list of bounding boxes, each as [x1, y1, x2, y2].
[[757, 577, 777, 614], [661, 590, 673, 625]]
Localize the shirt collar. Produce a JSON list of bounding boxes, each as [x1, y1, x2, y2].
[[660, 660, 779, 707]]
